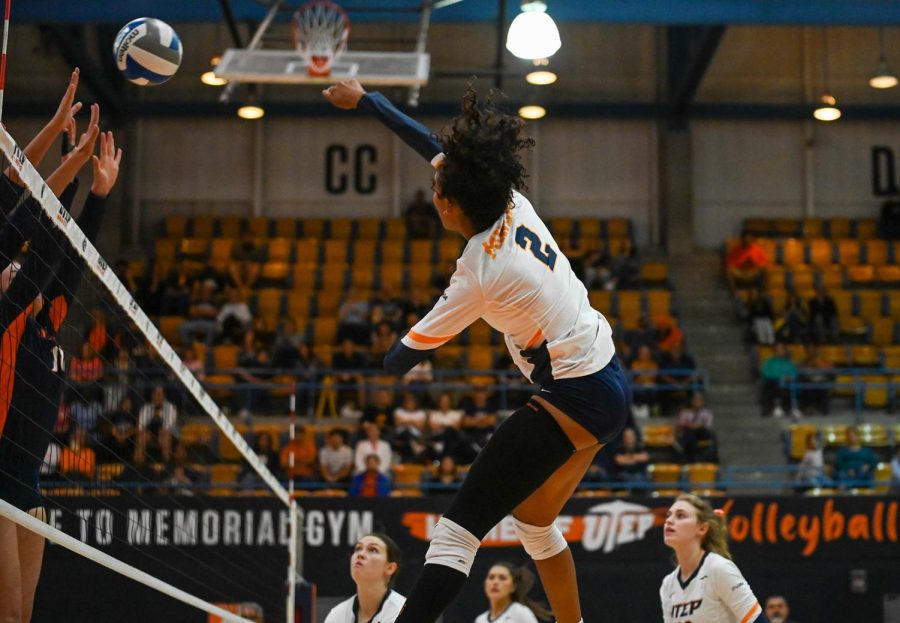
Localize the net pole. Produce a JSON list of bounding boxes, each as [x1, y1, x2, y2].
[[0, 499, 255, 623], [286, 386, 297, 623], [0, 0, 11, 124]]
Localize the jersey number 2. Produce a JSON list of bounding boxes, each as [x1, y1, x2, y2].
[[515, 226, 557, 270]]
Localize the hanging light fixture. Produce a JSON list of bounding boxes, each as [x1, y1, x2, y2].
[[526, 58, 557, 85], [518, 104, 546, 120], [506, 1, 561, 60], [238, 91, 265, 119], [201, 55, 227, 86], [813, 29, 841, 122], [870, 28, 898, 89]]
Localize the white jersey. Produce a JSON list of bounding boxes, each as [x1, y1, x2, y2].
[[323, 590, 406, 623], [474, 602, 540, 623], [659, 552, 762, 623], [402, 191, 615, 381]]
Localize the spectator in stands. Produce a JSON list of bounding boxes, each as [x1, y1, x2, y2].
[[239, 431, 281, 489], [404, 188, 439, 238], [808, 286, 839, 344], [775, 294, 808, 344], [764, 595, 799, 623], [370, 320, 399, 360], [745, 288, 775, 345], [178, 279, 220, 346], [159, 259, 194, 315], [99, 395, 137, 464], [164, 461, 196, 497], [798, 345, 833, 414], [293, 342, 323, 416], [137, 385, 178, 462], [69, 398, 102, 435], [363, 388, 396, 433], [68, 340, 104, 403], [280, 425, 319, 486], [760, 342, 797, 418], [629, 345, 659, 419], [392, 393, 428, 463], [269, 316, 306, 369], [370, 283, 406, 329], [251, 316, 276, 351], [228, 229, 264, 290], [85, 307, 117, 359], [332, 338, 369, 414], [726, 233, 768, 293], [658, 342, 699, 413], [609, 239, 640, 290], [624, 315, 655, 354], [349, 454, 392, 498], [317, 428, 353, 488], [654, 315, 684, 354], [337, 287, 372, 345], [795, 433, 824, 492], [183, 347, 206, 381], [427, 392, 464, 462], [426, 455, 463, 495], [835, 428, 878, 489], [677, 393, 717, 463], [217, 286, 253, 344], [612, 427, 649, 487], [354, 424, 393, 476], [103, 347, 134, 413], [59, 427, 96, 483], [235, 330, 272, 417], [580, 241, 612, 290], [402, 355, 434, 395], [459, 384, 499, 456]]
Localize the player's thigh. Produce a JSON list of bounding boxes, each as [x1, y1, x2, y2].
[[17, 508, 46, 616], [513, 445, 600, 527], [0, 515, 24, 621]]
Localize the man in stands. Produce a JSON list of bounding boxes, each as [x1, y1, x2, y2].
[[726, 233, 768, 293], [764, 595, 800, 623]]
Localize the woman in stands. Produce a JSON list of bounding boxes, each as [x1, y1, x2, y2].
[[660, 494, 767, 623], [475, 562, 550, 623], [324, 80, 629, 623], [0, 103, 121, 623], [324, 533, 406, 623]]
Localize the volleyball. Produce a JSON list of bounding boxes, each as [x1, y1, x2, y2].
[[113, 17, 182, 86]]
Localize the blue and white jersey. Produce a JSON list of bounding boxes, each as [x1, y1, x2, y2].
[[401, 190, 615, 382], [660, 552, 763, 623], [323, 590, 406, 623]]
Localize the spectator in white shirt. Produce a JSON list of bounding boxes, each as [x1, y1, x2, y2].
[[392, 393, 428, 463], [217, 286, 253, 344], [354, 423, 393, 476], [137, 385, 178, 462], [427, 392, 464, 461]]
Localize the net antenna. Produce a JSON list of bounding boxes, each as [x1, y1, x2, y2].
[[292, 0, 350, 77], [0, 0, 11, 122]]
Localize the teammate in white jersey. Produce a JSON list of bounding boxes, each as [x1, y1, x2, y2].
[[475, 562, 550, 623], [660, 494, 767, 623], [324, 533, 406, 623], [324, 81, 630, 623]]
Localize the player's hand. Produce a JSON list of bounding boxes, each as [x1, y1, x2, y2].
[[50, 69, 83, 133], [91, 131, 123, 197], [66, 103, 100, 168], [322, 79, 366, 109], [60, 118, 76, 162]]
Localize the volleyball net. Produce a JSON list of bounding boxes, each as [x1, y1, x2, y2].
[[0, 121, 301, 622]]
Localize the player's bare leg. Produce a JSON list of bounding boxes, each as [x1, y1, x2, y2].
[[18, 508, 47, 623], [0, 515, 24, 623], [514, 411, 599, 623]]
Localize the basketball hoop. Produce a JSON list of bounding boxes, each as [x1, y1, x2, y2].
[[291, 0, 350, 77]]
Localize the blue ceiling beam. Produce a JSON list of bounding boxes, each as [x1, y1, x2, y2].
[[13, 0, 900, 26]]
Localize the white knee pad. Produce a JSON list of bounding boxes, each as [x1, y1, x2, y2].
[[425, 517, 481, 576], [514, 517, 568, 561]]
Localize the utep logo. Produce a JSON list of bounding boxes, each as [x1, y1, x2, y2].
[[56, 205, 72, 227], [11, 144, 25, 172], [580, 500, 656, 553], [671, 599, 703, 619]]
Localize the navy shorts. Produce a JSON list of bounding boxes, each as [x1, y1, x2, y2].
[[538, 356, 631, 444], [0, 459, 42, 512]]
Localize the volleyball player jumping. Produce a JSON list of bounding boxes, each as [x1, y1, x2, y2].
[[0, 106, 121, 623], [324, 80, 629, 623]]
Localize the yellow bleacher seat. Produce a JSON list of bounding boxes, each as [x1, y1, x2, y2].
[[260, 262, 290, 288], [877, 265, 900, 288], [847, 265, 875, 288], [329, 218, 353, 239], [157, 316, 183, 346], [267, 238, 293, 263], [774, 218, 798, 236], [744, 218, 769, 235], [219, 216, 241, 238], [255, 289, 283, 322], [210, 464, 241, 496], [408, 263, 433, 289], [438, 239, 462, 264], [808, 239, 832, 266], [384, 219, 405, 240], [323, 240, 349, 264], [787, 424, 818, 461], [467, 319, 494, 346], [643, 424, 676, 448], [181, 423, 214, 448], [286, 291, 311, 319], [381, 241, 404, 264], [212, 344, 241, 370], [647, 290, 672, 319], [312, 317, 338, 345], [856, 290, 883, 321], [97, 463, 125, 481], [467, 346, 496, 371], [862, 375, 889, 408], [822, 424, 849, 447], [315, 289, 344, 317], [209, 238, 234, 264], [275, 218, 299, 238], [866, 240, 889, 266], [550, 218, 574, 239], [352, 240, 377, 266], [179, 238, 209, 260], [684, 463, 719, 488], [434, 345, 465, 368], [319, 264, 347, 291], [871, 318, 895, 346], [303, 218, 326, 239], [874, 463, 892, 493], [764, 266, 786, 290], [767, 289, 787, 315], [378, 263, 404, 289], [835, 239, 861, 265], [588, 290, 613, 315], [781, 239, 804, 266], [409, 240, 433, 265], [247, 217, 269, 238], [818, 265, 843, 291], [607, 218, 631, 238], [648, 463, 681, 487], [790, 267, 815, 292], [580, 219, 601, 239], [390, 489, 424, 498], [251, 424, 285, 451], [357, 219, 381, 240], [639, 263, 669, 285], [887, 292, 900, 320], [391, 464, 430, 488], [820, 344, 850, 367], [192, 216, 214, 238], [155, 239, 178, 263], [295, 239, 320, 264], [350, 265, 377, 290], [856, 219, 877, 239], [801, 218, 824, 238], [756, 239, 777, 264], [164, 215, 187, 238], [829, 218, 851, 239], [216, 425, 248, 462], [313, 489, 348, 497], [617, 291, 642, 329], [830, 290, 853, 318]]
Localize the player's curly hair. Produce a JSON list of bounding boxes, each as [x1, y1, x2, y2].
[[677, 493, 732, 560], [436, 87, 535, 233]]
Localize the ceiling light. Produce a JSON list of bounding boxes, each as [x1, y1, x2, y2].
[[518, 105, 546, 120], [870, 30, 898, 89], [506, 1, 561, 60], [526, 70, 557, 85], [238, 104, 265, 120], [201, 71, 227, 86], [813, 93, 841, 122], [210, 55, 222, 67]]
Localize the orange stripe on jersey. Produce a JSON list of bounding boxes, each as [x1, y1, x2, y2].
[[48, 295, 69, 332], [740, 602, 761, 623], [0, 311, 28, 438], [407, 330, 453, 345], [525, 328, 544, 350]]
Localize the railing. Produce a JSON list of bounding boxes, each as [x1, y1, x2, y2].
[[777, 367, 900, 421]]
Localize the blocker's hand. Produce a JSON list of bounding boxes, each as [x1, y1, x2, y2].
[[91, 131, 123, 198], [322, 79, 366, 109]]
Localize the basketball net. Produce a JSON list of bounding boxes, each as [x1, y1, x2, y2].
[[291, 0, 349, 77]]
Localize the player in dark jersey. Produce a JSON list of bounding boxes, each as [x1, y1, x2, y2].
[[0, 112, 120, 623]]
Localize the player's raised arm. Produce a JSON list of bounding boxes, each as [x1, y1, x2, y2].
[[323, 79, 443, 165]]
